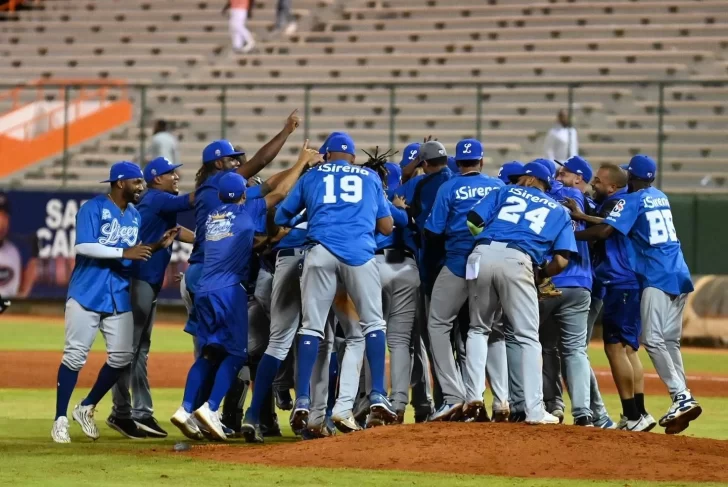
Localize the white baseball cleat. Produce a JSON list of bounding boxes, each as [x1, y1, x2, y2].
[[642, 413, 657, 432], [171, 406, 204, 441], [194, 403, 227, 441], [72, 404, 100, 440], [51, 416, 71, 443], [617, 415, 652, 432], [660, 391, 702, 435], [429, 402, 464, 422], [526, 411, 560, 425]]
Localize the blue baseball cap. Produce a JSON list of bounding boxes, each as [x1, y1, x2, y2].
[[455, 138, 484, 161], [203, 140, 244, 164], [497, 161, 524, 184], [319, 132, 346, 155], [534, 158, 557, 178], [144, 157, 183, 182], [384, 162, 402, 191], [510, 161, 553, 189], [101, 161, 144, 183], [218, 172, 247, 202], [400, 142, 421, 167], [628, 154, 657, 180], [560, 155, 593, 183], [326, 133, 356, 155]]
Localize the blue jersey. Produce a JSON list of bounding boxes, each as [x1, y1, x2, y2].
[[425, 172, 503, 278], [68, 195, 140, 313], [274, 210, 309, 251], [604, 187, 693, 295], [593, 189, 639, 289], [189, 171, 265, 264], [131, 189, 192, 287], [275, 160, 391, 266], [376, 200, 409, 250], [548, 183, 592, 290], [198, 200, 267, 293], [470, 185, 577, 264]]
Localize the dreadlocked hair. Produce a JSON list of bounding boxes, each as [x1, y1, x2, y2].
[[362, 146, 398, 188], [195, 163, 216, 188]]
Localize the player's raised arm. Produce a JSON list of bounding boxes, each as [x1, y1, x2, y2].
[[263, 139, 323, 209], [238, 109, 301, 179]]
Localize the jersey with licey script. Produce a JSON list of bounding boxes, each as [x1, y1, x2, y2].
[[275, 160, 391, 266], [67, 195, 140, 313], [469, 185, 577, 265], [604, 186, 693, 295], [425, 172, 504, 278]]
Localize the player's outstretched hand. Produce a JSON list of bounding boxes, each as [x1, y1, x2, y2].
[[159, 226, 181, 249], [392, 195, 407, 209], [123, 243, 153, 261], [284, 109, 301, 135], [297, 139, 324, 167]]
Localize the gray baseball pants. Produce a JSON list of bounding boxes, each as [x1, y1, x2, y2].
[[466, 242, 547, 422], [586, 296, 609, 424], [62, 298, 133, 371], [376, 253, 419, 412], [641, 288, 689, 396], [111, 279, 159, 420], [539, 287, 592, 420]]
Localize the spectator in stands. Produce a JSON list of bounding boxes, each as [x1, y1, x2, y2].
[[273, 0, 296, 36], [544, 109, 579, 162], [223, 0, 256, 54], [148, 120, 180, 165]]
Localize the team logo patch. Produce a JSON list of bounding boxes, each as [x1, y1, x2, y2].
[[409, 149, 418, 160], [462, 143, 472, 154], [101, 209, 112, 220], [613, 199, 626, 213], [151, 169, 157, 176], [205, 211, 235, 241], [215, 149, 221, 156], [342, 144, 348, 150]]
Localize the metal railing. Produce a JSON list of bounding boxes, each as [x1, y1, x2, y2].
[[1, 79, 727, 190]]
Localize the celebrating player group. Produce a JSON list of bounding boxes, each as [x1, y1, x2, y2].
[[50, 108, 702, 444]]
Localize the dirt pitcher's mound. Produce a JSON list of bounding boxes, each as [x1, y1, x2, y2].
[[189, 423, 728, 482]]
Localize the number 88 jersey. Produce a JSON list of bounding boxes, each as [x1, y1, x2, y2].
[[468, 185, 577, 265], [604, 186, 693, 295], [274, 160, 391, 266]]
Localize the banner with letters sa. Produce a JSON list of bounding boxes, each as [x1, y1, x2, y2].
[[0, 190, 193, 301]]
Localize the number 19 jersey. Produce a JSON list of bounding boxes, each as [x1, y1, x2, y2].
[[275, 159, 391, 266], [469, 185, 577, 264], [604, 186, 693, 295]]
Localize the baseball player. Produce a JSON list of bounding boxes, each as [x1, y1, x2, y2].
[[275, 133, 396, 433], [465, 161, 576, 425], [576, 155, 700, 434], [51, 162, 178, 443], [535, 156, 596, 426], [555, 158, 614, 428], [107, 157, 195, 439], [565, 163, 655, 432], [424, 139, 506, 422]]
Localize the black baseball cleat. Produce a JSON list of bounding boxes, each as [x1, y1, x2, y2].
[[106, 416, 147, 439], [508, 411, 527, 423], [134, 416, 168, 438], [261, 413, 283, 437], [274, 389, 294, 411]]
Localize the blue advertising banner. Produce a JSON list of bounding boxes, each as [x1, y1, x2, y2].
[[0, 190, 194, 301]]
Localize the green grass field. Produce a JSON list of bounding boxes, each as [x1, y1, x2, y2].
[[1, 317, 727, 486]]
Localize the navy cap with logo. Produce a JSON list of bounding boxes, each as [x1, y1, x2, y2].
[[100, 161, 144, 183], [144, 157, 183, 183], [497, 161, 524, 184], [218, 172, 248, 202], [628, 154, 657, 180], [203, 140, 245, 164], [326, 133, 356, 155], [455, 138, 484, 161], [509, 161, 553, 189], [560, 155, 593, 183]]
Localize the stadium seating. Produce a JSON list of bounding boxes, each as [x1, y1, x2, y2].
[[0, 0, 726, 191]]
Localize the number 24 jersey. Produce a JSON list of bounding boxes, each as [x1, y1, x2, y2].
[[275, 159, 391, 266], [604, 186, 693, 295], [469, 185, 577, 265]]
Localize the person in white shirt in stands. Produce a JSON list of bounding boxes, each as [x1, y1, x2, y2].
[[544, 109, 579, 162], [147, 120, 180, 165]]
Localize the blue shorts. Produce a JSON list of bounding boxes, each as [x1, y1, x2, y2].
[[195, 284, 248, 359], [183, 263, 203, 336], [602, 287, 641, 350]]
